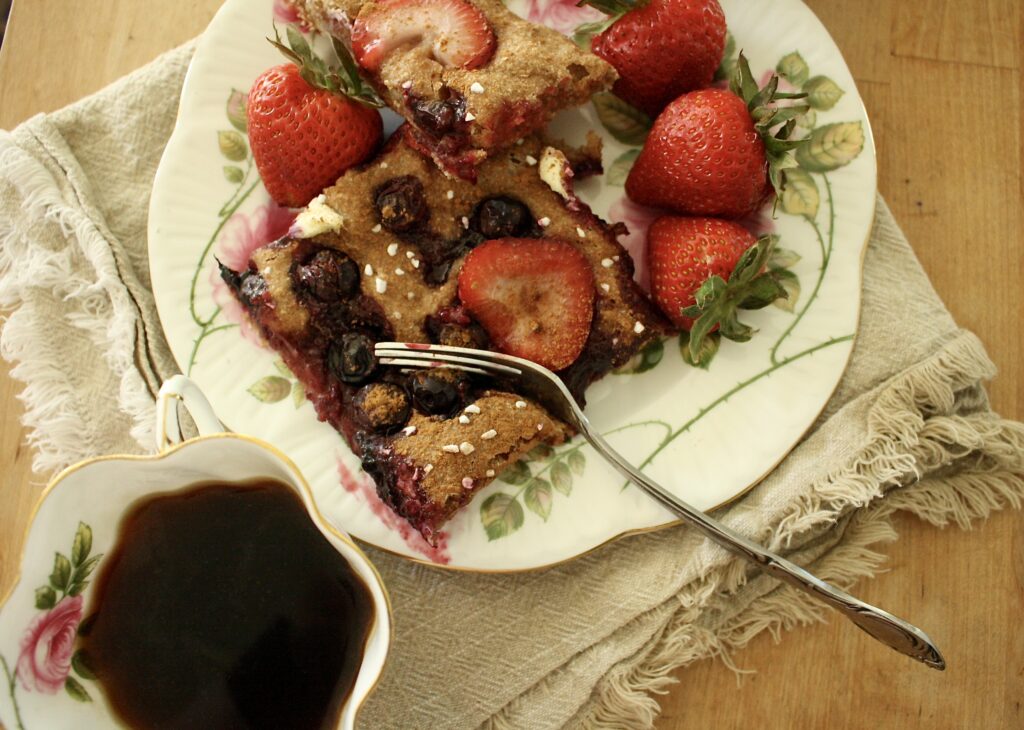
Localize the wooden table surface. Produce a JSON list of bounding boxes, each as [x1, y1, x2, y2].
[[1, 1, 1021, 727]]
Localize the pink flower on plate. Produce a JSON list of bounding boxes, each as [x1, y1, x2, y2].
[[607, 196, 661, 291], [526, 0, 604, 36], [17, 595, 83, 694], [211, 200, 296, 345]]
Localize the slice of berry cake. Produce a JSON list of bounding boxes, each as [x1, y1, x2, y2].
[[294, 0, 616, 180], [221, 133, 670, 543]]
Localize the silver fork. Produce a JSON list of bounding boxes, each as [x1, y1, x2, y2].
[[376, 341, 945, 669]]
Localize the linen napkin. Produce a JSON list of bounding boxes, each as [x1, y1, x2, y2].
[[1, 43, 1022, 729]]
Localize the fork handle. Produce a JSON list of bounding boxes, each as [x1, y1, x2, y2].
[[584, 429, 945, 669]]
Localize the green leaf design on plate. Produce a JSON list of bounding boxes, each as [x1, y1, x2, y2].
[[226, 88, 248, 132], [679, 330, 720, 369], [550, 462, 573, 495], [247, 375, 291, 403], [223, 166, 244, 184], [65, 676, 91, 702], [526, 444, 554, 462], [568, 450, 586, 476], [803, 75, 844, 111], [35, 586, 56, 610], [292, 381, 306, 409], [776, 51, 809, 87], [572, 18, 613, 50], [780, 168, 820, 218], [67, 581, 89, 597], [71, 555, 101, 585], [480, 493, 524, 540], [606, 149, 641, 186], [772, 269, 801, 313], [50, 553, 71, 592], [796, 121, 864, 172], [217, 130, 248, 162], [714, 32, 737, 82], [71, 522, 92, 567], [592, 93, 651, 146], [71, 650, 97, 680], [769, 247, 801, 270], [274, 360, 293, 377], [524, 479, 553, 521], [499, 460, 532, 485]]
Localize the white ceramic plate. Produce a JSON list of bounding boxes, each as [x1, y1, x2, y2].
[[149, 0, 875, 570]]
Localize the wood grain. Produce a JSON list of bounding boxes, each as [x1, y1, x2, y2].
[[0, 0, 1021, 727]]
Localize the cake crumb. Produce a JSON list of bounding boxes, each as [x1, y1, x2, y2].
[[458, 414, 471, 424], [465, 112, 476, 121], [577, 227, 587, 238], [372, 223, 382, 233], [380, 162, 388, 169], [481, 429, 497, 440], [537, 423, 544, 431], [387, 243, 399, 256], [402, 425, 417, 436], [406, 291, 416, 300], [459, 441, 475, 455], [515, 400, 527, 408], [395, 267, 405, 276], [461, 216, 470, 228], [411, 258, 420, 268], [406, 250, 415, 258], [462, 477, 474, 490], [601, 282, 611, 292], [538, 216, 551, 227], [634, 321, 645, 334], [401, 80, 412, 89], [393, 310, 402, 319], [442, 444, 460, 454], [424, 463, 434, 473], [470, 82, 485, 94], [613, 255, 620, 261], [364, 263, 374, 276], [464, 404, 481, 414], [375, 277, 387, 294], [486, 469, 495, 477], [516, 139, 525, 145], [601, 258, 613, 268], [525, 155, 538, 166]]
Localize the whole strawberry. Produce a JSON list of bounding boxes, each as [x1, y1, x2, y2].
[[647, 217, 786, 352], [626, 54, 807, 219], [582, 0, 726, 117], [249, 29, 384, 208]]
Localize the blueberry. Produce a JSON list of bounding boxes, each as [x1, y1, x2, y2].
[[354, 383, 411, 434], [409, 369, 465, 417], [375, 176, 429, 233], [294, 249, 359, 302], [472, 197, 534, 239], [408, 92, 466, 138], [327, 332, 376, 384]]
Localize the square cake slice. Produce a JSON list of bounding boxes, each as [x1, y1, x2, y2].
[[295, 0, 616, 179], [221, 133, 670, 543]]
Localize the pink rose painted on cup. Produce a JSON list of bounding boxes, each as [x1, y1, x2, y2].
[[526, 0, 604, 35], [210, 200, 296, 346], [16, 595, 83, 694]]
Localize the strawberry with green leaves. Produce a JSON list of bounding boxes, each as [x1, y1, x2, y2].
[[248, 28, 384, 208], [647, 217, 786, 354], [626, 53, 808, 219], [580, 0, 726, 117]]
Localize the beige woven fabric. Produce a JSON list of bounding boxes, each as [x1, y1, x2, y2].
[[1, 44, 1022, 729]]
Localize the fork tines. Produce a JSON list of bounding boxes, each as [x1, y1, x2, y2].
[[374, 342, 523, 377]]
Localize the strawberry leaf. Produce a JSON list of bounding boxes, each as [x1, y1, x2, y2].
[[772, 269, 801, 312], [679, 330, 720, 369], [739, 273, 787, 310], [769, 246, 802, 270], [714, 32, 737, 82], [572, 18, 615, 49]]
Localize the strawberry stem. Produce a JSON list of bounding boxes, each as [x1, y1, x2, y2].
[[681, 235, 788, 354], [268, 24, 383, 108], [730, 52, 809, 201], [576, 0, 646, 21]]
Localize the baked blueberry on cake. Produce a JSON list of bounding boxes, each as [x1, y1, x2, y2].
[[295, 0, 617, 180], [221, 134, 670, 543]]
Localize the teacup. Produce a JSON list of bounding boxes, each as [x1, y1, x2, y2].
[[0, 375, 391, 730]]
